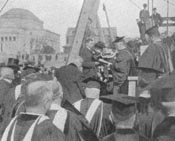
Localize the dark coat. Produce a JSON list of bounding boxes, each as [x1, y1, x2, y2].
[[152, 13, 163, 26], [80, 47, 98, 79], [138, 41, 169, 84], [0, 79, 15, 136], [47, 106, 98, 141], [55, 64, 85, 104], [75, 98, 115, 138], [153, 116, 175, 141], [4, 113, 65, 141]]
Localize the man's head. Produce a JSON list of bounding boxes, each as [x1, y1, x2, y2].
[[143, 3, 147, 9], [93, 41, 106, 54], [101, 94, 138, 129], [113, 36, 126, 50], [153, 8, 157, 14], [0, 67, 14, 81], [85, 81, 101, 99], [85, 38, 95, 49], [25, 81, 53, 114]]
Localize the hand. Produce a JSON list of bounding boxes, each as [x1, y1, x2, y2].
[[95, 62, 100, 65]]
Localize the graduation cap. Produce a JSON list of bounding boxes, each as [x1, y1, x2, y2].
[[145, 26, 160, 37], [101, 94, 138, 121], [86, 80, 101, 89], [113, 36, 125, 43]]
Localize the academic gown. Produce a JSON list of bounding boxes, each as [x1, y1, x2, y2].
[[102, 129, 148, 141], [0, 79, 15, 136], [47, 104, 98, 141], [153, 116, 175, 141], [74, 98, 115, 138], [138, 41, 169, 85], [3, 113, 65, 141], [55, 64, 85, 104]]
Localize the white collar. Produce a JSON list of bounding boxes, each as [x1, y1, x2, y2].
[[50, 103, 62, 111], [20, 112, 45, 117], [3, 78, 12, 84]]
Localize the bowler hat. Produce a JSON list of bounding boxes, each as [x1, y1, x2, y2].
[[101, 94, 138, 121]]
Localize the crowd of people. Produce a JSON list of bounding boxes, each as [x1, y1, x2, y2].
[[0, 3, 175, 141]]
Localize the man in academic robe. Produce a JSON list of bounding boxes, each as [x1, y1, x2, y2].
[[55, 56, 85, 104], [111, 36, 136, 95], [47, 79, 98, 141], [152, 88, 175, 141], [73, 81, 115, 139], [1, 81, 65, 141], [138, 26, 169, 89], [0, 67, 16, 137], [101, 94, 148, 141]]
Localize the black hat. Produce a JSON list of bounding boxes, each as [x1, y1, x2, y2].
[[94, 41, 106, 50], [7, 58, 19, 68], [153, 7, 157, 11], [101, 94, 138, 121], [86, 80, 101, 89], [145, 26, 160, 37], [113, 36, 125, 43]]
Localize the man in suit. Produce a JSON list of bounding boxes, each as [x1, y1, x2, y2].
[[139, 3, 150, 44], [0, 67, 15, 137], [1, 81, 65, 141], [102, 94, 148, 141], [151, 8, 163, 28], [74, 81, 115, 138], [80, 38, 99, 80]]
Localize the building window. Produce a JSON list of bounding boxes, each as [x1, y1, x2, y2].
[[13, 37, 16, 41], [9, 37, 12, 41], [1, 37, 3, 42], [5, 37, 8, 41]]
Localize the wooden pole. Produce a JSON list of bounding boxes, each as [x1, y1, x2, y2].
[[103, 4, 114, 44], [148, 0, 150, 14], [167, 0, 169, 35]]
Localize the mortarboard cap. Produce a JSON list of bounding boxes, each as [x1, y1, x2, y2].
[[145, 26, 160, 37], [86, 80, 101, 89], [113, 36, 125, 43], [101, 94, 138, 121]]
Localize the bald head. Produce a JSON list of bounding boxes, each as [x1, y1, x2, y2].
[[1, 67, 14, 80], [25, 81, 53, 108]]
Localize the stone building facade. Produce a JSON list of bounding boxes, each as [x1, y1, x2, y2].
[[0, 8, 60, 64]]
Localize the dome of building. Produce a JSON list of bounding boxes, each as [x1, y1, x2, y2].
[[0, 8, 42, 23], [0, 8, 43, 30]]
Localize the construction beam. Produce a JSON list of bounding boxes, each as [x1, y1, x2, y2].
[[66, 0, 100, 64]]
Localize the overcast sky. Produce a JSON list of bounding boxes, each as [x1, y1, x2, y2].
[[0, 0, 175, 46]]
